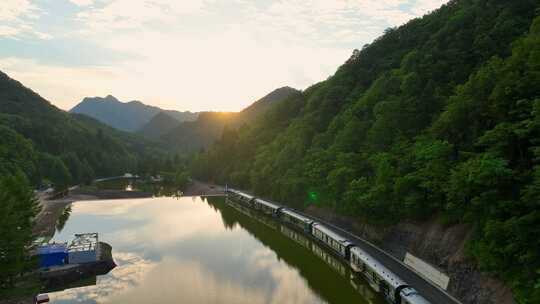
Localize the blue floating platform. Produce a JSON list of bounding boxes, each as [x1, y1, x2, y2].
[[37, 243, 68, 268]]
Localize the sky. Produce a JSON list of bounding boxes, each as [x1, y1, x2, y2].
[[0, 0, 448, 112]]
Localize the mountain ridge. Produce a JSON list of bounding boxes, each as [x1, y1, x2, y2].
[[0, 70, 141, 186], [70, 95, 198, 132], [138, 111, 181, 138], [159, 86, 300, 151]]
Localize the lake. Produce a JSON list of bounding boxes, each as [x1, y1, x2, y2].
[[48, 196, 383, 304]]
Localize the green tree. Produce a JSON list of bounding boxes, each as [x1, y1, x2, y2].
[[38, 153, 72, 191], [0, 126, 37, 183], [0, 173, 40, 287]]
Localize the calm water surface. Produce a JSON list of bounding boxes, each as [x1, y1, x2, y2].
[[49, 196, 383, 304]]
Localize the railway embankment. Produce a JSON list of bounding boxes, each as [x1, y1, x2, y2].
[[305, 206, 515, 304]]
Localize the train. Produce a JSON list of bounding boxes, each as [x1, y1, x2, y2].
[[226, 188, 431, 304]]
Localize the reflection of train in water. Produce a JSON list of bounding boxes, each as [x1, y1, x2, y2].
[[280, 223, 380, 304], [227, 198, 278, 231], [227, 188, 430, 304], [229, 199, 379, 303], [281, 225, 348, 276], [280, 225, 311, 250]]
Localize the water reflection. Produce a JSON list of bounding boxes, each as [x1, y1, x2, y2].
[[50, 252, 155, 303], [55, 205, 72, 233], [220, 198, 381, 304], [94, 179, 182, 197], [48, 196, 382, 304]]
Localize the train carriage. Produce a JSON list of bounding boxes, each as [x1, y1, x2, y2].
[[227, 188, 255, 206], [350, 246, 430, 304], [350, 246, 404, 302], [399, 287, 431, 304], [311, 223, 354, 259], [252, 198, 283, 216], [226, 188, 432, 304], [279, 209, 314, 233]]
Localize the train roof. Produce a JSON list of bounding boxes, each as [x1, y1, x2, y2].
[[229, 189, 255, 200], [238, 192, 255, 200], [400, 288, 431, 304], [281, 209, 313, 223], [312, 223, 352, 245], [350, 246, 406, 289], [254, 198, 282, 209], [228, 189, 241, 195]]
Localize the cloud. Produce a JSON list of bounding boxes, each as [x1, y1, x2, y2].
[[0, 25, 21, 37], [0, 0, 450, 111], [412, 0, 449, 15], [68, 0, 94, 6], [76, 0, 206, 32], [0, 0, 51, 39], [49, 252, 157, 303], [0, 0, 39, 21]]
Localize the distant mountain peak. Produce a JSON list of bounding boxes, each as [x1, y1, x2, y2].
[[138, 111, 181, 138], [70, 96, 198, 132], [240, 86, 299, 116], [127, 100, 144, 106], [105, 95, 119, 101]]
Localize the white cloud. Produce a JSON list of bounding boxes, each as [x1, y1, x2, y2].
[[68, 0, 94, 6], [76, 0, 206, 32], [0, 25, 21, 37], [1, 0, 450, 111], [412, 0, 449, 15], [0, 0, 39, 21], [0, 0, 51, 39]]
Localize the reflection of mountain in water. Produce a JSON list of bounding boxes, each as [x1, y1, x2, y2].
[[205, 197, 381, 304]]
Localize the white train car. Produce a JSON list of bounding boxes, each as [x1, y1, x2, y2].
[[252, 198, 283, 216], [226, 188, 432, 304], [279, 209, 314, 233], [350, 246, 430, 304], [311, 223, 354, 259], [227, 188, 255, 206]]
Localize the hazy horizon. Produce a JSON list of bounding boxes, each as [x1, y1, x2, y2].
[[0, 0, 447, 112]]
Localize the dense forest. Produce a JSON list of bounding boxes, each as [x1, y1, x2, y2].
[[191, 0, 540, 302], [0, 71, 181, 190]]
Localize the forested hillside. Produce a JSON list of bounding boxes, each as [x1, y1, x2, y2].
[[0, 71, 171, 189], [161, 87, 299, 152], [191, 0, 540, 302], [238, 86, 300, 122], [138, 111, 182, 138]]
